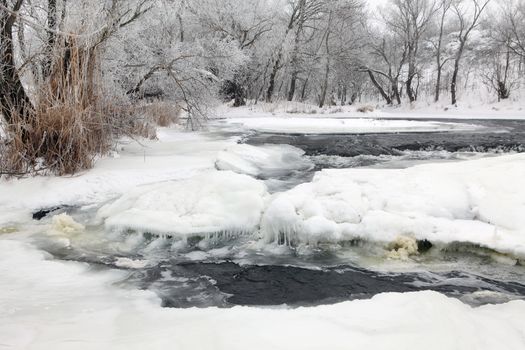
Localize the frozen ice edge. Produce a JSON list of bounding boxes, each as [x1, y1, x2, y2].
[[95, 152, 525, 261], [222, 117, 486, 135], [259, 153, 525, 259]]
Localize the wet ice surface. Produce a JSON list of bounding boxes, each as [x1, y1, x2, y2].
[[33, 222, 525, 309], [25, 118, 525, 308]]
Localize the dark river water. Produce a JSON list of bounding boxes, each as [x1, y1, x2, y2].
[[245, 119, 525, 156], [36, 118, 525, 308]]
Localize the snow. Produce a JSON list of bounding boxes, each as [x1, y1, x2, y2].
[[215, 143, 313, 177], [97, 171, 269, 238], [2, 109, 525, 349], [261, 153, 525, 257], [216, 100, 525, 121], [0, 129, 238, 226], [223, 117, 483, 134], [1, 238, 525, 350]]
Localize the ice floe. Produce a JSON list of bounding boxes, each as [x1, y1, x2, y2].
[[225, 117, 483, 134], [261, 153, 525, 257], [216, 143, 313, 177], [97, 171, 269, 238]]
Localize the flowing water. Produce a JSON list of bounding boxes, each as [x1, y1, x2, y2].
[[20, 118, 525, 308]]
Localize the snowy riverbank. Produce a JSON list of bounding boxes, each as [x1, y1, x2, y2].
[[1, 113, 525, 349]]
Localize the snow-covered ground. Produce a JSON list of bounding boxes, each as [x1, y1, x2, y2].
[[1, 239, 525, 350], [1, 109, 525, 349], [216, 100, 525, 121], [0, 129, 239, 226]]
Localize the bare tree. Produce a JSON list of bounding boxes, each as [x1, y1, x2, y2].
[[504, 0, 525, 59], [362, 33, 408, 105], [431, 0, 452, 102], [450, 0, 490, 105], [383, 0, 438, 103]]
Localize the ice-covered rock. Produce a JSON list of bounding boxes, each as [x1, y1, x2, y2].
[[261, 154, 525, 257], [97, 171, 269, 238]]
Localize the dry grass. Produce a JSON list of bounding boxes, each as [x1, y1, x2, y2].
[[140, 101, 181, 127], [1, 38, 175, 177], [1, 95, 114, 176], [357, 105, 375, 113]]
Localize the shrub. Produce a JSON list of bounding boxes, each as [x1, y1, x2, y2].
[[357, 105, 375, 113]]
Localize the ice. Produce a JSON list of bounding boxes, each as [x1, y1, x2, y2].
[[224, 117, 483, 134], [114, 257, 150, 269], [261, 153, 525, 257], [216, 143, 314, 177], [97, 170, 269, 238], [1, 238, 525, 350]]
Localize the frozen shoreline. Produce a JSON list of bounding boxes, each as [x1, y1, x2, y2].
[[216, 102, 525, 121]]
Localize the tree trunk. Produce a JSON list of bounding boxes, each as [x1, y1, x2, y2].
[[435, 66, 442, 103], [434, 4, 447, 103], [367, 70, 392, 105], [300, 77, 309, 101], [318, 59, 329, 108], [318, 12, 332, 108], [451, 43, 465, 106], [43, 0, 58, 78], [287, 0, 305, 101], [266, 48, 283, 102], [288, 72, 298, 102], [406, 68, 416, 102], [0, 0, 33, 123], [392, 80, 401, 105]]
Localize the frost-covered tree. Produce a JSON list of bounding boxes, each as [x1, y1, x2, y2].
[[449, 0, 490, 105]]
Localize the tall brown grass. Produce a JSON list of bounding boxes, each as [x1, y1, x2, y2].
[[1, 38, 180, 177]]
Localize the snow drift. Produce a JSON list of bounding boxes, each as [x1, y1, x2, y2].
[[261, 154, 525, 257], [97, 171, 269, 238]]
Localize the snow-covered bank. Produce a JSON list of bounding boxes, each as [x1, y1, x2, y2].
[[261, 153, 525, 257], [222, 117, 483, 134], [0, 129, 238, 226], [1, 238, 525, 350], [216, 101, 525, 121]]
